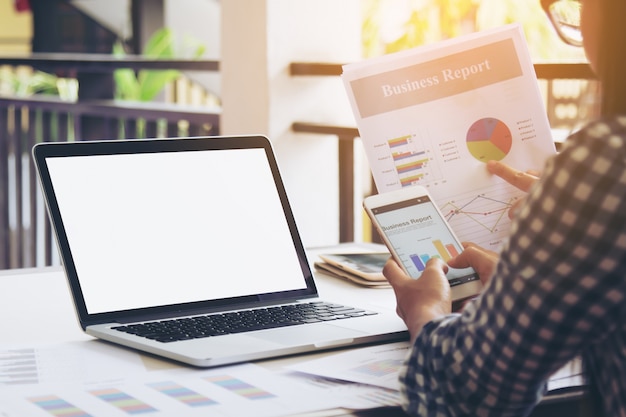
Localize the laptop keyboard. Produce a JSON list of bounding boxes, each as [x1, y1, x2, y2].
[[112, 301, 377, 343]]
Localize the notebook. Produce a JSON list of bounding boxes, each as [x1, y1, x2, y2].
[[32, 135, 407, 367]]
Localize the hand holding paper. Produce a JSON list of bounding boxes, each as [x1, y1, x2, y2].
[[342, 24, 556, 250]]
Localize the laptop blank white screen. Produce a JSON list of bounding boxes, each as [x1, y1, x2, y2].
[[46, 148, 306, 314]]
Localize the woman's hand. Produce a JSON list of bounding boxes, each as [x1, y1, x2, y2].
[[447, 242, 499, 286], [383, 257, 451, 342], [487, 160, 540, 219]]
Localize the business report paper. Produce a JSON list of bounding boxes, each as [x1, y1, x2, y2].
[[343, 24, 556, 250]]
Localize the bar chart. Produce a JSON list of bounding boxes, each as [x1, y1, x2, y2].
[[3, 363, 332, 417], [387, 134, 441, 187], [147, 381, 218, 408], [28, 395, 92, 417], [409, 239, 460, 272], [0, 348, 39, 386], [205, 375, 276, 400], [89, 388, 158, 414], [350, 359, 403, 378]]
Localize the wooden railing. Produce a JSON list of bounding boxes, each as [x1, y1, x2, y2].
[[0, 53, 220, 269], [0, 56, 600, 267], [289, 62, 599, 243], [289, 62, 595, 78]]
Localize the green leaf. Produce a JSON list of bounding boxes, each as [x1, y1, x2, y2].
[[112, 40, 127, 57], [181, 33, 206, 58], [114, 69, 141, 100], [111, 27, 207, 101], [137, 69, 180, 101], [144, 28, 175, 59]]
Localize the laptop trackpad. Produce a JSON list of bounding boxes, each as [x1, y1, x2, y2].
[[251, 324, 365, 347]]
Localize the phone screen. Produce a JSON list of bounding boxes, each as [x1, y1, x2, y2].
[[369, 195, 479, 286]]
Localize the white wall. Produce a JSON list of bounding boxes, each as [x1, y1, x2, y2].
[[71, 0, 132, 39], [221, 0, 362, 247], [165, 0, 221, 97], [72, 0, 364, 246]]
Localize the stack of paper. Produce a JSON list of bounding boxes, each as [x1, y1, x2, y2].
[[314, 252, 391, 288], [314, 260, 389, 288]]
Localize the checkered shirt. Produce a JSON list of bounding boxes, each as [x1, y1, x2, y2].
[[399, 116, 626, 417]]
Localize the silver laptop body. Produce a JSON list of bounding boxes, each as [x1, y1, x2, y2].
[[33, 135, 407, 367]]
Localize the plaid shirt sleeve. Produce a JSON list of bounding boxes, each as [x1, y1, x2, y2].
[[399, 116, 626, 417]]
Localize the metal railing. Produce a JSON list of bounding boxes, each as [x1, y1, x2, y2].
[[0, 54, 221, 269], [0, 96, 220, 270]]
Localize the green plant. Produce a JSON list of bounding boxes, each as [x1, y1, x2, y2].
[[113, 27, 206, 101], [0, 66, 77, 100], [362, 0, 585, 61]]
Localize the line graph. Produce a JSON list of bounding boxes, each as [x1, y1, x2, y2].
[[438, 185, 521, 250], [442, 195, 512, 232]]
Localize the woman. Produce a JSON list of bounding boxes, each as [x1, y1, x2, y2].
[[383, 0, 626, 415]]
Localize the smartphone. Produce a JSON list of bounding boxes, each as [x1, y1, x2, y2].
[[363, 186, 482, 302], [318, 252, 389, 281]]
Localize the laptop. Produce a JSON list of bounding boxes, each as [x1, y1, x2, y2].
[[32, 135, 407, 367]]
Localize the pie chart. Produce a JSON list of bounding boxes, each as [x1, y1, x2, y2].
[[466, 118, 512, 162]]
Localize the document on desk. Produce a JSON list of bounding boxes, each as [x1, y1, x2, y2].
[[342, 23, 556, 250], [0, 343, 343, 417], [0, 362, 342, 417], [0, 342, 147, 386], [287, 341, 410, 391], [285, 371, 402, 410]]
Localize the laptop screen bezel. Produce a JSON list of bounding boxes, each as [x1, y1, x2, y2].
[[32, 135, 318, 329]]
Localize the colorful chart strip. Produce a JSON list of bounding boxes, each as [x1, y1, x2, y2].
[[399, 174, 425, 187], [391, 151, 413, 161], [388, 135, 411, 148], [392, 150, 426, 162], [90, 388, 157, 414], [351, 359, 403, 378], [445, 244, 459, 258], [28, 395, 92, 417], [205, 375, 275, 400], [410, 254, 426, 271], [433, 240, 453, 261], [148, 381, 218, 407], [396, 158, 429, 174]]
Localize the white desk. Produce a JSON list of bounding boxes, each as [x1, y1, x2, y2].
[[0, 243, 400, 346], [0, 243, 410, 417], [0, 244, 588, 417]]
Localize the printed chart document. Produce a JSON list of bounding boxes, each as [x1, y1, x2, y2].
[[343, 24, 556, 250], [0, 344, 342, 417], [287, 341, 410, 391]]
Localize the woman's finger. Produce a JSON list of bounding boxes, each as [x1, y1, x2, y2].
[[487, 160, 538, 192]]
